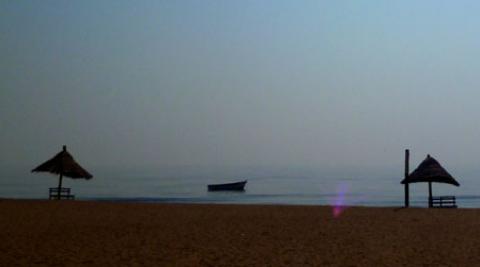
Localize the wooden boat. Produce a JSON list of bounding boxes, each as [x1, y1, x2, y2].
[[207, 180, 247, 191]]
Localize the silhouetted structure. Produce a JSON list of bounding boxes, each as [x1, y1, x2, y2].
[[208, 180, 247, 191], [401, 152, 459, 208], [404, 149, 410, 207], [32, 145, 93, 200]]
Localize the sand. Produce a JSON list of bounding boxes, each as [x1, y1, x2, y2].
[[1, 200, 480, 266]]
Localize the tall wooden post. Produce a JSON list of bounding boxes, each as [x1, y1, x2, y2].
[[57, 145, 66, 200], [404, 149, 410, 207]]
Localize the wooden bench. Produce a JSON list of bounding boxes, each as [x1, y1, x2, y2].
[[49, 187, 75, 200], [430, 196, 456, 208]]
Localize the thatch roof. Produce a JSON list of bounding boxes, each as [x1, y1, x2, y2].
[[401, 155, 459, 186], [31, 146, 93, 179]]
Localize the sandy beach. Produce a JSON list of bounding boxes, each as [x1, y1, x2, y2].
[[1, 200, 479, 266]]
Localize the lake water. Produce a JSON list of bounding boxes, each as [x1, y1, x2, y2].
[[1, 165, 479, 208]]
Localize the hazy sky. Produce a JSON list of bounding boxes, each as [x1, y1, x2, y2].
[[1, 1, 480, 171]]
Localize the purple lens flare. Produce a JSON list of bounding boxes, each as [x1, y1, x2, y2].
[[329, 183, 368, 218], [330, 183, 348, 218]]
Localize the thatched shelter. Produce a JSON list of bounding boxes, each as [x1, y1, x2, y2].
[[401, 152, 459, 207], [32, 145, 93, 199]]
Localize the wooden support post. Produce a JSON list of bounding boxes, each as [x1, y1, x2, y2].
[[428, 182, 433, 208], [57, 173, 63, 200], [404, 149, 410, 207], [57, 145, 66, 200]]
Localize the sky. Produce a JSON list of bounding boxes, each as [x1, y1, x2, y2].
[[1, 1, 480, 173]]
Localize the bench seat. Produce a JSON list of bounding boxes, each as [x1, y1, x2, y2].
[[49, 187, 75, 200], [430, 196, 456, 208]]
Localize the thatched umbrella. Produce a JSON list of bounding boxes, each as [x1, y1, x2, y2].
[[32, 145, 93, 199], [401, 154, 459, 207]]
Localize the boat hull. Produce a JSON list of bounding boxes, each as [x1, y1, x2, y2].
[[207, 180, 247, 191]]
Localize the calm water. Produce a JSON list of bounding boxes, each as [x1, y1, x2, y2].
[[1, 166, 479, 208]]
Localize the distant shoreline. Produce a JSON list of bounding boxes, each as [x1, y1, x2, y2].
[[0, 196, 422, 208]]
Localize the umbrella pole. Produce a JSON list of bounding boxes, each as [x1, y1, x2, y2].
[[57, 173, 63, 200], [428, 182, 433, 208]]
